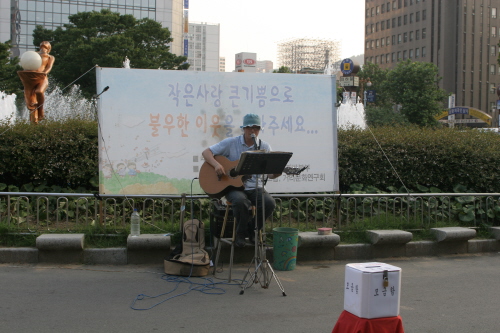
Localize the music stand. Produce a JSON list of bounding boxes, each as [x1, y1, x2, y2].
[[233, 151, 292, 296]]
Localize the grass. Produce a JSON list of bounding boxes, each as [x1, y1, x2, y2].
[[0, 212, 496, 247]]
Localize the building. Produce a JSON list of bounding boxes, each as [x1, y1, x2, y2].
[[235, 52, 257, 72], [364, 0, 500, 125], [219, 57, 225, 72], [277, 38, 341, 73], [256, 60, 274, 73], [1, 0, 184, 57], [186, 22, 220, 72]]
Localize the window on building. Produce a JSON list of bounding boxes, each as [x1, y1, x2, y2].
[[376, 39, 380, 48], [376, 6, 380, 14], [392, 18, 396, 28], [398, 16, 402, 26], [381, 4, 385, 13], [416, 29, 420, 39], [403, 50, 407, 60], [366, 41, 370, 49], [387, 36, 391, 45], [366, 25, 370, 34], [492, 7, 497, 18], [397, 51, 401, 61], [491, 84, 496, 93], [422, 46, 426, 57], [416, 11, 420, 21], [393, 1, 397, 9], [375, 55, 379, 64], [371, 8, 375, 16], [491, 64, 496, 75], [404, 15, 408, 25], [381, 21, 385, 30], [387, 19, 391, 28], [386, 54, 390, 63], [410, 0, 414, 4], [410, 31, 414, 41], [404, 0, 408, 6], [376, 22, 379, 31], [398, 34, 402, 43], [371, 24, 374, 33], [392, 52, 396, 62], [366, 9, 370, 18], [398, 0, 402, 8], [415, 48, 420, 58], [387, 2, 391, 12], [422, 28, 426, 39], [493, 27, 497, 37], [409, 49, 414, 59], [422, 9, 426, 20], [491, 45, 496, 56], [381, 38, 385, 46], [404, 32, 408, 42]]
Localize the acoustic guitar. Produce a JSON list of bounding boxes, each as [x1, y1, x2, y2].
[[199, 155, 308, 198]]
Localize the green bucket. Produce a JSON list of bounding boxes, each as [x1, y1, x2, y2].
[[273, 227, 299, 271]]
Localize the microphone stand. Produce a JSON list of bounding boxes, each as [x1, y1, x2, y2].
[[233, 150, 292, 296]]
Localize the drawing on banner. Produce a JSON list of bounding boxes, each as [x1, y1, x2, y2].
[[96, 69, 337, 195]]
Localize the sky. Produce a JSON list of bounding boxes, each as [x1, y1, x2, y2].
[[188, 0, 366, 72]]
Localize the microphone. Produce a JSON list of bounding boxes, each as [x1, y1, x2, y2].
[[251, 133, 258, 150]]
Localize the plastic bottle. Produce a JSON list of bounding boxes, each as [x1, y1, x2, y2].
[[131, 208, 140, 236]]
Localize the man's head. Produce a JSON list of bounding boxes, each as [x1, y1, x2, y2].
[[240, 113, 261, 129]]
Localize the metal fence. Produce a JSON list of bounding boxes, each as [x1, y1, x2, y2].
[[1, 192, 500, 234]]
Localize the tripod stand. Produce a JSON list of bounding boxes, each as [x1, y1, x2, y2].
[[232, 151, 292, 296]]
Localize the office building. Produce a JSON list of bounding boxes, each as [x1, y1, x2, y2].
[[364, 0, 500, 124], [186, 22, 220, 72], [0, 0, 184, 57], [219, 57, 225, 72], [256, 60, 274, 73]]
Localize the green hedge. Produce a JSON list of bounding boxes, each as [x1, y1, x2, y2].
[[0, 120, 98, 190], [338, 126, 500, 193], [1, 121, 500, 193]]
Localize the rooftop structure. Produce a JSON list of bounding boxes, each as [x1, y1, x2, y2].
[[277, 38, 341, 73]]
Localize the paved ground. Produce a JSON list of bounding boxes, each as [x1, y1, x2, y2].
[[1, 253, 499, 333]]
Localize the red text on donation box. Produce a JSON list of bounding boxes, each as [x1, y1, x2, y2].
[[344, 262, 401, 319]]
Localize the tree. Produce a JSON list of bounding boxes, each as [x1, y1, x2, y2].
[[32, 9, 188, 98], [274, 66, 291, 73], [385, 60, 448, 126], [358, 61, 448, 127], [0, 41, 23, 96]]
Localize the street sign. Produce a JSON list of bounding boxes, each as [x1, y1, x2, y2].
[[366, 90, 376, 103], [340, 59, 355, 75], [339, 76, 359, 87]]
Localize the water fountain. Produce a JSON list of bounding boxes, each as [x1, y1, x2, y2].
[[0, 85, 96, 123], [0, 91, 17, 123], [337, 97, 367, 129]]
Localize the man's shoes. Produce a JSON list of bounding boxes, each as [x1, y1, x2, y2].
[[235, 234, 246, 248]]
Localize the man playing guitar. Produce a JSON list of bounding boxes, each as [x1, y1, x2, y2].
[[201, 114, 282, 247]]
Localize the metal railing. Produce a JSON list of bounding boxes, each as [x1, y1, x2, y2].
[[1, 192, 500, 234]]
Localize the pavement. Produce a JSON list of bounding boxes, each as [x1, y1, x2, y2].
[[1, 252, 499, 333]]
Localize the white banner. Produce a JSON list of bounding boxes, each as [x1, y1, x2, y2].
[[96, 68, 338, 195]]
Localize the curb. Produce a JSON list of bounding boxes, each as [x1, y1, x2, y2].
[[1, 239, 499, 265]]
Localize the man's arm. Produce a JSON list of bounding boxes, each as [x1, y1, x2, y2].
[[202, 148, 226, 176]]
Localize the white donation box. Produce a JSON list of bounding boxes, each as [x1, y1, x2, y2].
[[344, 262, 401, 319]]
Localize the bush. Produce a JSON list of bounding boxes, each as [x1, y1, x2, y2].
[[2, 121, 500, 194], [0, 119, 98, 190], [338, 126, 500, 193]]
